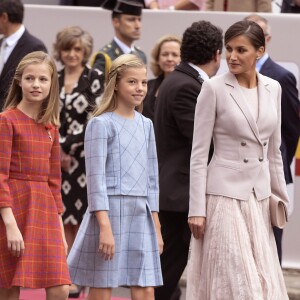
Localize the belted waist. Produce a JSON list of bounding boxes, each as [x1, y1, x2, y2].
[[9, 172, 48, 182]]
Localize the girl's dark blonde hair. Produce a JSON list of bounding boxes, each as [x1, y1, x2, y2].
[[150, 35, 181, 77], [53, 26, 93, 65], [92, 54, 146, 117], [4, 51, 60, 126]]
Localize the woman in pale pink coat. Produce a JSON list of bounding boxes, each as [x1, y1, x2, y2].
[[187, 20, 288, 300]]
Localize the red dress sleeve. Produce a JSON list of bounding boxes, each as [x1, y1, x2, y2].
[[0, 114, 13, 208], [48, 126, 64, 214]]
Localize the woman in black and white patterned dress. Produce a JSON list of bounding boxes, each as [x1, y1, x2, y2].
[[53, 26, 104, 254]]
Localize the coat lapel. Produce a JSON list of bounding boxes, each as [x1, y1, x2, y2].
[[256, 73, 271, 131], [225, 72, 264, 144]]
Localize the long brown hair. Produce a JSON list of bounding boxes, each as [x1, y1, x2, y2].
[[4, 51, 60, 126], [92, 54, 146, 117]]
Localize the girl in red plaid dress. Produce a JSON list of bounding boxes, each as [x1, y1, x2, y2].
[[0, 51, 71, 299]]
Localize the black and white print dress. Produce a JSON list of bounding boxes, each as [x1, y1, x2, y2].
[[59, 66, 104, 224]]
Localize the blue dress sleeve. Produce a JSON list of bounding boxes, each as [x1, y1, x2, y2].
[[147, 120, 159, 212], [85, 117, 109, 212]]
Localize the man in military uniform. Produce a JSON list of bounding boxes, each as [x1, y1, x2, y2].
[[92, 0, 147, 77]]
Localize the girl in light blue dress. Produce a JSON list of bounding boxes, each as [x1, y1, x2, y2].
[[67, 54, 163, 300]]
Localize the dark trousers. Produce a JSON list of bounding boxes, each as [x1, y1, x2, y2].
[[273, 226, 283, 265], [155, 211, 191, 300]]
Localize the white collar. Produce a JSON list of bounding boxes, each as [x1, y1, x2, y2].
[[114, 36, 135, 54], [5, 24, 25, 47], [188, 62, 209, 81]]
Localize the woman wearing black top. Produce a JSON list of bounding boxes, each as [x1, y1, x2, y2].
[[143, 35, 181, 122]]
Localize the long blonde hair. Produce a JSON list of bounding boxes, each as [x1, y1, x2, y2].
[[4, 51, 60, 126], [92, 54, 146, 117]]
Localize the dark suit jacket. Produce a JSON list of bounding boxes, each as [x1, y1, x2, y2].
[[260, 57, 300, 184], [0, 29, 47, 111], [154, 62, 204, 213], [281, 0, 300, 13], [142, 74, 164, 123], [92, 39, 147, 75]]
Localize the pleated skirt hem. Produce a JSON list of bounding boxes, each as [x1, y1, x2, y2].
[[186, 193, 289, 300]]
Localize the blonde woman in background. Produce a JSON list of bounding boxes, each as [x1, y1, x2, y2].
[[142, 35, 181, 121]]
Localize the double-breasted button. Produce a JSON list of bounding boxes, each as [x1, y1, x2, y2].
[[243, 158, 249, 163], [259, 157, 263, 162], [241, 141, 247, 146]]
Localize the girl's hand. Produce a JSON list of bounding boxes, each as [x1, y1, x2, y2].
[[155, 228, 164, 255], [98, 224, 115, 260], [62, 237, 68, 256], [5, 223, 25, 257], [151, 212, 164, 254], [188, 216, 206, 240], [58, 214, 68, 256]]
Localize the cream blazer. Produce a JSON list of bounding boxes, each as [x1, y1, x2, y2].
[[189, 72, 289, 217], [205, 0, 272, 12]]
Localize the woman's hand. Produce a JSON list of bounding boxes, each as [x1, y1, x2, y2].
[[6, 222, 25, 257], [98, 224, 115, 260], [188, 216, 206, 240], [60, 149, 72, 172]]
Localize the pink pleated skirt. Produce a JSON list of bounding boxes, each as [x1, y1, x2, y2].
[[186, 193, 289, 300]]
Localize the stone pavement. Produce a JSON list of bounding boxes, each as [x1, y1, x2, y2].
[[283, 269, 300, 300]]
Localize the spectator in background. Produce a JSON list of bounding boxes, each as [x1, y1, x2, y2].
[[245, 14, 300, 264], [281, 0, 300, 13], [205, 0, 272, 12], [0, 0, 47, 111], [154, 21, 223, 300], [91, 0, 147, 79], [59, 0, 145, 7], [53, 25, 104, 298], [60, 0, 106, 5], [145, 0, 205, 10], [143, 35, 181, 121]]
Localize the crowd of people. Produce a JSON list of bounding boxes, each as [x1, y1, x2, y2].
[[60, 0, 300, 12], [0, 0, 299, 299]]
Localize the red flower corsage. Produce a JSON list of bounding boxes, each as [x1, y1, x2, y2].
[[45, 124, 53, 142]]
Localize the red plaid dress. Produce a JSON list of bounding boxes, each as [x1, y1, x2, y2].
[[0, 108, 71, 288]]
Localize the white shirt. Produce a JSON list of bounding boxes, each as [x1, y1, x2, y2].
[[3, 24, 25, 64], [188, 62, 209, 81], [113, 36, 135, 54], [256, 52, 269, 72]]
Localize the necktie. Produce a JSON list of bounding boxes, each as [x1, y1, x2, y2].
[[0, 40, 7, 74]]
